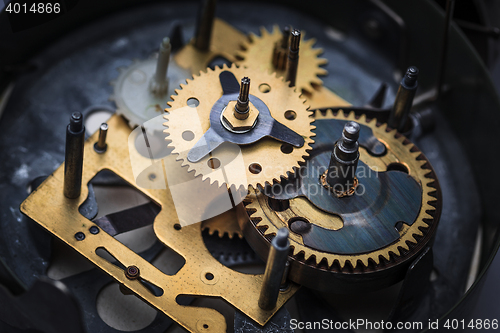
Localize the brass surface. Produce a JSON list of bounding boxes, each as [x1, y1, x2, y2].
[[174, 18, 245, 75], [164, 64, 315, 189], [21, 114, 298, 333], [244, 109, 440, 270], [302, 85, 351, 110]]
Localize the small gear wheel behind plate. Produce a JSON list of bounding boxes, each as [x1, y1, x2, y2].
[[237, 25, 327, 94], [110, 55, 190, 128], [202, 207, 243, 239], [164, 64, 315, 189], [238, 110, 442, 293]]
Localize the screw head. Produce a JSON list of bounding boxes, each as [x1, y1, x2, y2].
[[125, 265, 140, 280], [75, 232, 85, 241], [89, 226, 100, 234]]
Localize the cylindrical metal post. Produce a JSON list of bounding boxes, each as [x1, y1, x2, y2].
[[149, 37, 171, 96], [194, 0, 217, 51], [388, 66, 419, 132], [64, 112, 85, 199], [94, 123, 108, 153], [234, 77, 250, 120], [326, 122, 360, 193], [272, 26, 291, 70], [258, 228, 290, 310], [436, 0, 455, 99], [285, 29, 301, 87]]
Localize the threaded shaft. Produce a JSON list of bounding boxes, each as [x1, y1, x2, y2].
[[235, 77, 250, 119], [326, 121, 360, 191], [403, 66, 419, 87]]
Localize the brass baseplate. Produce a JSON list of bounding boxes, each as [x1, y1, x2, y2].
[[20, 114, 298, 333], [174, 18, 245, 75]]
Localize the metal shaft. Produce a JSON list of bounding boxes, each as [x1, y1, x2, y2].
[[436, 0, 455, 98], [194, 0, 217, 51], [272, 26, 291, 70], [388, 66, 419, 132], [64, 112, 85, 199], [259, 228, 290, 310], [150, 37, 171, 96], [170, 24, 184, 52], [285, 29, 301, 87], [326, 122, 360, 192], [94, 123, 108, 153], [234, 77, 250, 120]]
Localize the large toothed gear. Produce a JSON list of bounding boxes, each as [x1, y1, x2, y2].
[[239, 110, 441, 293], [237, 25, 328, 94], [164, 64, 315, 189]]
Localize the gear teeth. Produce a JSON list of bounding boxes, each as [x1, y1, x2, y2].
[[237, 25, 328, 94], [243, 109, 440, 274], [359, 258, 369, 268], [248, 32, 258, 42], [310, 78, 323, 87], [316, 67, 328, 76], [378, 122, 389, 132], [366, 116, 377, 125], [312, 47, 324, 56], [399, 242, 410, 251], [164, 65, 320, 190], [235, 50, 246, 60]]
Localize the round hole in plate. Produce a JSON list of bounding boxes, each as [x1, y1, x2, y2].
[[182, 130, 195, 141], [395, 221, 404, 232], [259, 83, 271, 93], [284, 110, 297, 120], [280, 144, 293, 154], [268, 197, 290, 212], [203, 324, 209, 329], [187, 98, 199, 107], [205, 273, 214, 280], [387, 162, 409, 174], [249, 163, 262, 174], [174, 224, 182, 230], [207, 158, 221, 169], [288, 217, 311, 234]]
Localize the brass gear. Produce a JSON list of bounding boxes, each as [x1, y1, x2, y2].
[[163, 64, 315, 189], [241, 109, 441, 289], [202, 208, 243, 239], [236, 25, 327, 94]]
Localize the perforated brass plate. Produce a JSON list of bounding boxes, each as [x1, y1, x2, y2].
[[21, 114, 298, 333]]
